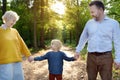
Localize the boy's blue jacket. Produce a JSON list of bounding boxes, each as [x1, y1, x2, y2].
[[34, 51, 75, 74]]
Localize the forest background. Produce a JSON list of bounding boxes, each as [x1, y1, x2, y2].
[[0, 0, 120, 50], [0, 0, 120, 79]]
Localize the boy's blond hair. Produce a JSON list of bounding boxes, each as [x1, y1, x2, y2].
[[2, 10, 19, 23], [51, 39, 62, 50]]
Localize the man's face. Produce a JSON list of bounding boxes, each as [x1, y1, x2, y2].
[[89, 5, 101, 20]]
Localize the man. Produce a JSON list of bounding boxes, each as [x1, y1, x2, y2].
[[75, 1, 120, 80]]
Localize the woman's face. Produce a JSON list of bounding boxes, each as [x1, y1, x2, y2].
[[5, 18, 16, 28]]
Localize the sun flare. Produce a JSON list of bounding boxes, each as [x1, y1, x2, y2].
[[50, 1, 65, 15]]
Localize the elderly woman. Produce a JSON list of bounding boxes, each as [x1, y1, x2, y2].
[[0, 10, 32, 80]]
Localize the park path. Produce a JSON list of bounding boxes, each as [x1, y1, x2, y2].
[[22, 46, 120, 80], [22, 46, 89, 80]]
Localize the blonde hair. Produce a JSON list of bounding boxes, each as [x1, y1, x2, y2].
[[2, 10, 19, 23], [51, 39, 62, 50]]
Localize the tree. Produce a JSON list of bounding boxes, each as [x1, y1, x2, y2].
[[39, 0, 45, 48], [64, 0, 91, 45], [32, 0, 38, 49], [10, 0, 33, 48], [107, 0, 120, 22], [2, 0, 7, 15]]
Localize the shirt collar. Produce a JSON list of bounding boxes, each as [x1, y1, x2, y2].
[[1, 24, 10, 30], [93, 15, 110, 22], [104, 16, 110, 20]]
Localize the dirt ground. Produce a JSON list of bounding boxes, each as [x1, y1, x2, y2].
[[22, 46, 120, 80], [22, 46, 100, 80]]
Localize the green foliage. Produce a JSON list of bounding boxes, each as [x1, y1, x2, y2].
[[80, 44, 87, 60], [63, 0, 91, 45], [113, 69, 120, 79], [10, 0, 33, 47], [107, 0, 120, 22]]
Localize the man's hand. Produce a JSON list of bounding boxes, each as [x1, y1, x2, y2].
[[74, 52, 80, 60], [114, 62, 120, 70]]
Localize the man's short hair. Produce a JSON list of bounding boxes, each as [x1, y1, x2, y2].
[[89, 1, 105, 11]]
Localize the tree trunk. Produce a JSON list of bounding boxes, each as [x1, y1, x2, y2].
[[33, 0, 38, 49], [39, 0, 45, 48], [69, 30, 72, 44], [76, 0, 80, 45], [2, 0, 7, 15]]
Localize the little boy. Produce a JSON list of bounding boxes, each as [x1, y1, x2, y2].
[[30, 39, 76, 80]]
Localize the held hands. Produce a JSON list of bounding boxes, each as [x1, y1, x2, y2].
[[74, 52, 80, 60], [28, 56, 34, 62], [114, 62, 120, 70]]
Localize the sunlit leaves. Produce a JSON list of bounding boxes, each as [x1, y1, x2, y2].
[[107, 0, 120, 22]]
